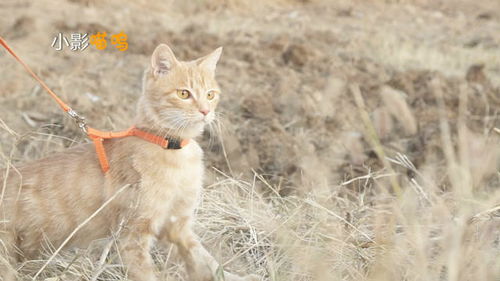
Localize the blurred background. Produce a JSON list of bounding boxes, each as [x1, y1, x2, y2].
[[0, 0, 499, 280]]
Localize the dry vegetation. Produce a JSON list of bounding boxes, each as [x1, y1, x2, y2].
[[1, 0, 500, 280]]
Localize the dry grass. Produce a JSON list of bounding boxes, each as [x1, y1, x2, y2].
[[1, 0, 499, 280]]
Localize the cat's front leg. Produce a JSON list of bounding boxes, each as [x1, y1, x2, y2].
[[159, 217, 259, 281], [118, 219, 158, 281]]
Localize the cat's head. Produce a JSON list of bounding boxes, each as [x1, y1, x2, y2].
[[138, 44, 223, 139]]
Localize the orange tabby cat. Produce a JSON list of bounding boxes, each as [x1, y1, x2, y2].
[[0, 44, 258, 281]]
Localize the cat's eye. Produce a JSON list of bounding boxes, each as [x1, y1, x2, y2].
[[177, 89, 191, 99], [207, 91, 216, 100]]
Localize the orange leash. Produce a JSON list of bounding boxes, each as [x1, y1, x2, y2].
[[0, 37, 71, 112], [0, 36, 189, 172]]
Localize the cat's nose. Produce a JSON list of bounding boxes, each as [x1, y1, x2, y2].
[[199, 109, 210, 116]]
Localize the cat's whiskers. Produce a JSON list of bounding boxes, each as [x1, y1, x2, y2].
[[158, 113, 187, 136], [209, 113, 220, 144], [156, 107, 216, 140], [213, 113, 225, 136], [162, 117, 190, 140], [206, 122, 213, 148]]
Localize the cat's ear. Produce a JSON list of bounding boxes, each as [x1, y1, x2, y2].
[[151, 44, 178, 78], [196, 47, 223, 72]]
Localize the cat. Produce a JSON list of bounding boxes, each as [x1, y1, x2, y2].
[[0, 44, 258, 281]]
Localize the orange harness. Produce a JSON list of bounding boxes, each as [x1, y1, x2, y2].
[[0, 36, 189, 173]]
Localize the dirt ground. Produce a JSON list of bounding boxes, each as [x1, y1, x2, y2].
[[0, 0, 499, 280]]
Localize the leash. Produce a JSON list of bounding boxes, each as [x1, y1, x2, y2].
[[0, 36, 189, 173]]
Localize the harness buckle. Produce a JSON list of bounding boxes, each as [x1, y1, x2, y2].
[[67, 109, 88, 134], [165, 137, 182, 149]]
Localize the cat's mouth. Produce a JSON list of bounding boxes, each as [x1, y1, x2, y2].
[[187, 116, 210, 127], [198, 114, 212, 124]]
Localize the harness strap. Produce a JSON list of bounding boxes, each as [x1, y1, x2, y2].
[[88, 126, 190, 172], [0, 36, 189, 173]]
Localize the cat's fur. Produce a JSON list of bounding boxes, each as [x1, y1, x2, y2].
[[0, 44, 258, 281]]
